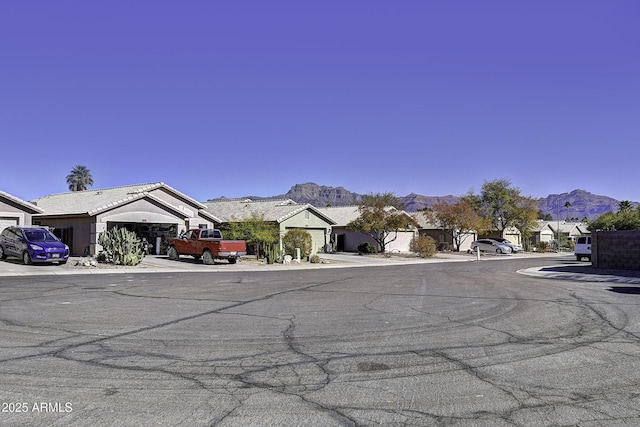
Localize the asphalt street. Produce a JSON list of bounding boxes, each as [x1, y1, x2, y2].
[[1, 255, 640, 426]]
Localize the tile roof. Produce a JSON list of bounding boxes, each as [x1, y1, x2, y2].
[[316, 205, 415, 227], [409, 211, 440, 229], [315, 206, 362, 226], [203, 199, 336, 224], [539, 220, 589, 234], [31, 182, 211, 217]]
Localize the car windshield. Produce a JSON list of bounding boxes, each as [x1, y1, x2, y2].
[[24, 229, 59, 242]]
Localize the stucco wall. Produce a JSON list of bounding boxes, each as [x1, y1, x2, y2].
[[592, 230, 640, 271], [332, 228, 377, 252], [280, 210, 332, 255], [33, 216, 94, 256], [0, 198, 35, 229], [97, 198, 186, 225], [282, 227, 327, 255], [148, 188, 197, 217], [148, 188, 214, 229]]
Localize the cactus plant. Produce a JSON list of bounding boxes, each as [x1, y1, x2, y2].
[[97, 227, 144, 266], [264, 244, 281, 264]]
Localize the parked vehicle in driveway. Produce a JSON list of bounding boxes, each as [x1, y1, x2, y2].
[[167, 228, 247, 264], [470, 239, 512, 254], [574, 236, 591, 261], [489, 237, 523, 253], [0, 226, 70, 265]]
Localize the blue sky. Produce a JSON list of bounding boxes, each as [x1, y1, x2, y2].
[[2, 1, 639, 203]]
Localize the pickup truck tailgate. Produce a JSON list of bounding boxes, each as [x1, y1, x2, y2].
[[216, 240, 247, 256]]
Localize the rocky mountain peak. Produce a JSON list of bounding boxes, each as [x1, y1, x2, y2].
[[210, 183, 633, 219]]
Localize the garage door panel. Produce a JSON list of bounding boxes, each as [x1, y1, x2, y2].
[[0, 218, 18, 233], [385, 231, 414, 252]]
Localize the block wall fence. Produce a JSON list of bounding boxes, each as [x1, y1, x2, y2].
[[592, 230, 640, 271]]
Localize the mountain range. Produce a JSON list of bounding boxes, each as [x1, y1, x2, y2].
[[209, 183, 631, 220]]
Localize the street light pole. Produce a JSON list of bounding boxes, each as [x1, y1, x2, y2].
[[556, 197, 560, 252]]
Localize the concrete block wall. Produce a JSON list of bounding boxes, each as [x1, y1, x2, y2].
[[593, 230, 640, 271]]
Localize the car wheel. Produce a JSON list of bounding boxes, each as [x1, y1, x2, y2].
[[167, 246, 179, 260], [496, 248, 503, 254], [0, 245, 6, 260], [23, 251, 32, 265], [202, 250, 214, 265], [228, 257, 237, 264]]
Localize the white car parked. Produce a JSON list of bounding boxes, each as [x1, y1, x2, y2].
[[470, 239, 512, 254], [489, 237, 523, 253]]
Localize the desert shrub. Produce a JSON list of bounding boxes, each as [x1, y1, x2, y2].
[[410, 235, 437, 258], [535, 241, 550, 252], [282, 229, 313, 258], [357, 242, 378, 254], [437, 242, 452, 252], [97, 226, 144, 266], [309, 254, 321, 263]]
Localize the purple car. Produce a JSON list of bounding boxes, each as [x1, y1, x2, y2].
[[0, 226, 70, 265]]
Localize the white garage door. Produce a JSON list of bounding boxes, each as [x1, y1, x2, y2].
[[385, 231, 414, 253], [0, 218, 18, 233]]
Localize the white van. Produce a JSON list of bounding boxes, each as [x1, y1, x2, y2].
[[574, 236, 591, 261]]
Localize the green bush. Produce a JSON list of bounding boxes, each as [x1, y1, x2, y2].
[[97, 227, 144, 266], [357, 242, 378, 254], [410, 235, 437, 258], [282, 229, 313, 258]]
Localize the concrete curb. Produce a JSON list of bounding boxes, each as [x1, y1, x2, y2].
[[517, 265, 640, 285]]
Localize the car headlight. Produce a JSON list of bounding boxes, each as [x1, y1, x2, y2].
[[30, 244, 44, 251]]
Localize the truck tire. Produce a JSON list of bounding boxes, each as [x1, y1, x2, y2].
[[167, 246, 179, 260], [202, 250, 214, 265], [228, 257, 237, 264]]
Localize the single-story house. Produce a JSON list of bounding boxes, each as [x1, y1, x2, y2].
[[552, 221, 590, 241], [480, 226, 522, 246], [31, 182, 221, 256], [202, 199, 336, 255], [535, 220, 590, 244], [316, 205, 417, 253], [409, 211, 476, 252], [529, 221, 556, 246], [0, 190, 43, 232]]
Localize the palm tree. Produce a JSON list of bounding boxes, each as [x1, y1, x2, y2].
[[66, 165, 94, 191], [619, 200, 633, 212], [564, 201, 572, 221]]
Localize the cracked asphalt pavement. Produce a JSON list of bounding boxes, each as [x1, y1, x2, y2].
[[2, 257, 640, 426]]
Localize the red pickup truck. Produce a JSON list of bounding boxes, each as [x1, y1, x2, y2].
[[167, 229, 246, 264]]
